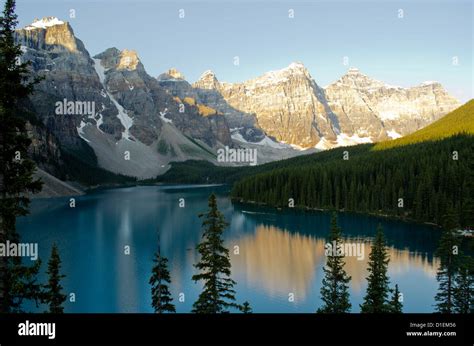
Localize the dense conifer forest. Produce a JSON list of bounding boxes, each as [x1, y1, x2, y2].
[[231, 135, 474, 228], [374, 100, 474, 150]]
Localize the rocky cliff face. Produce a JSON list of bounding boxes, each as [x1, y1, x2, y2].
[[153, 67, 232, 146], [15, 17, 232, 179], [193, 63, 338, 147], [15, 17, 124, 148], [158, 69, 264, 142], [16, 17, 461, 178], [324, 68, 461, 141], [192, 65, 460, 149], [157, 68, 198, 100], [26, 118, 64, 177], [93, 48, 232, 148]]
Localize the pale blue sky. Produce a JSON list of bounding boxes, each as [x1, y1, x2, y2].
[[10, 0, 474, 102]]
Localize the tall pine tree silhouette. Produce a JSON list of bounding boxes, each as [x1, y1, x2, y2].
[[0, 0, 43, 312], [192, 193, 237, 313], [388, 284, 403, 313], [240, 301, 252, 314], [43, 244, 66, 313], [452, 260, 473, 313], [435, 212, 461, 313], [360, 225, 391, 313], [317, 212, 351, 313], [150, 232, 175, 313]]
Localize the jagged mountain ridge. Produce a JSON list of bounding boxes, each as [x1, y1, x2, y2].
[[15, 17, 461, 181], [188, 65, 460, 149], [192, 62, 338, 148], [324, 68, 460, 143], [374, 99, 474, 150], [15, 17, 235, 179]]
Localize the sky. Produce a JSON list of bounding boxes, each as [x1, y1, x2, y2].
[[9, 0, 474, 102]]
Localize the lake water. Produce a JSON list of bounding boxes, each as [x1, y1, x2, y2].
[[17, 185, 442, 313]]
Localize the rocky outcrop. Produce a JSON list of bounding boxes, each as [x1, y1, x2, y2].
[[193, 63, 338, 147], [16, 16, 461, 179], [94, 51, 232, 147], [15, 18, 233, 179], [15, 17, 124, 148], [157, 68, 199, 101], [191, 64, 460, 148], [192, 71, 262, 142], [324, 68, 461, 140], [26, 120, 63, 176]]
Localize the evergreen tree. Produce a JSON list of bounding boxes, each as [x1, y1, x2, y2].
[[43, 244, 66, 313], [149, 234, 175, 313], [231, 133, 474, 230], [240, 301, 252, 314], [0, 0, 43, 312], [462, 151, 474, 229], [9, 258, 42, 312], [360, 225, 391, 313], [452, 260, 473, 313], [388, 284, 403, 313], [435, 216, 461, 313], [317, 212, 351, 313], [192, 193, 237, 313]]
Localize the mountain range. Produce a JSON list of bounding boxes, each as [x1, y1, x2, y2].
[[15, 17, 461, 181]]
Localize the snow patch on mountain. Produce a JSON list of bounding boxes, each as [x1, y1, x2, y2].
[[420, 81, 440, 87], [337, 133, 372, 146], [315, 133, 372, 150], [315, 138, 334, 150], [25, 17, 64, 30], [231, 131, 290, 149], [160, 112, 173, 124], [109, 97, 133, 140], [76, 121, 91, 143], [387, 130, 402, 139], [256, 136, 291, 149], [93, 58, 134, 140], [95, 113, 104, 129], [200, 70, 215, 79], [289, 143, 307, 151], [93, 58, 107, 83], [250, 62, 309, 87], [379, 110, 400, 121]]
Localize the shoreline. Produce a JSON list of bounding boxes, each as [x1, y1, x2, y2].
[[231, 197, 444, 230], [29, 179, 447, 233]]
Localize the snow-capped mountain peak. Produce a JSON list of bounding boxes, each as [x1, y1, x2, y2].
[[347, 67, 361, 75], [247, 62, 313, 88], [199, 70, 217, 80], [272, 61, 310, 76], [18, 17, 81, 53], [287, 61, 307, 71], [25, 17, 65, 30], [419, 80, 441, 87], [325, 69, 460, 142], [337, 67, 385, 89], [193, 70, 220, 90]]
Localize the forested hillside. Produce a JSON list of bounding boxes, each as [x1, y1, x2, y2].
[[157, 143, 372, 185], [231, 135, 474, 228], [374, 100, 474, 150]]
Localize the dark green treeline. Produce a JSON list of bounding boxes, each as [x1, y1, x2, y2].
[[232, 135, 474, 228]]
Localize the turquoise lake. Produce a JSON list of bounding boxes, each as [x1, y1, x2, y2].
[[17, 185, 442, 313]]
